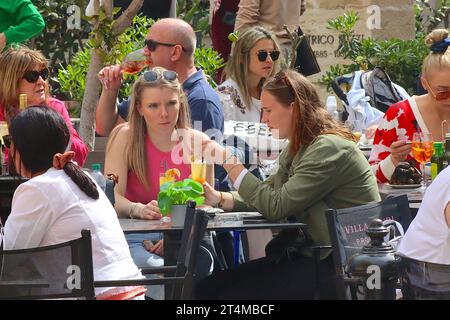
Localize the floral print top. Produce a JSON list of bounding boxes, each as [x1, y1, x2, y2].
[[217, 78, 262, 123]]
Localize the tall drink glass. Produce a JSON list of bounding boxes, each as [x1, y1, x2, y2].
[[191, 159, 206, 184], [411, 132, 434, 190]]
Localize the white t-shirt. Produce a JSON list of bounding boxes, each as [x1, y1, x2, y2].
[[3, 168, 142, 295], [397, 166, 450, 264], [217, 78, 262, 123]]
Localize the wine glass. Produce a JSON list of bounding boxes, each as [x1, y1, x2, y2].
[[99, 49, 152, 88], [344, 119, 364, 142], [120, 49, 152, 74], [411, 132, 434, 190]]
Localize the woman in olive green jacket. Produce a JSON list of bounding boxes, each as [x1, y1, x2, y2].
[[195, 69, 380, 299]]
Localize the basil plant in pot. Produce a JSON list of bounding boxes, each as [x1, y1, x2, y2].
[[157, 178, 205, 227]]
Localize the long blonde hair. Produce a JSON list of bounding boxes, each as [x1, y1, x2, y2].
[[0, 46, 49, 113], [108, 67, 190, 188], [422, 28, 450, 77], [262, 69, 355, 155], [223, 26, 281, 109]]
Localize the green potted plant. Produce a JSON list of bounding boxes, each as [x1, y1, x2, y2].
[[157, 178, 205, 227]]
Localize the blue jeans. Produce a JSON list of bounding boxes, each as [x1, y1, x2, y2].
[[125, 233, 164, 299]]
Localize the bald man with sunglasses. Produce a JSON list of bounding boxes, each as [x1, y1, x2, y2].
[[96, 18, 224, 139]]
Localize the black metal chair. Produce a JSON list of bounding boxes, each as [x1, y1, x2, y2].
[[325, 194, 412, 299], [0, 229, 96, 300], [399, 255, 450, 300], [0, 201, 209, 300], [94, 200, 209, 300]]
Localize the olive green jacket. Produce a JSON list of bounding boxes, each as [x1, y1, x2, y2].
[[232, 134, 381, 255]]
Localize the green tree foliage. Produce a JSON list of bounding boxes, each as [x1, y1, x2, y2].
[[318, 0, 449, 95]]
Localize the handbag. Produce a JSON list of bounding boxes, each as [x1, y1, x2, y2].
[[294, 26, 321, 77], [265, 226, 313, 263]]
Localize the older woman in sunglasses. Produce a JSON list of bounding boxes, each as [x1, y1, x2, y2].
[[218, 26, 281, 123], [0, 46, 88, 166], [195, 69, 380, 299], [105, 67, 214, 299], [369, 29, 450, 183]]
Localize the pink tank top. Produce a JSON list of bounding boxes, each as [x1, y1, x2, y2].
[[125, 135, 190, 204]]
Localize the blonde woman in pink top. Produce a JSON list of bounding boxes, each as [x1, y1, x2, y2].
[[105, 67, 214, 298]]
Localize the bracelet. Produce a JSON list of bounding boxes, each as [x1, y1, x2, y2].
[[129, 203, 139, 219], [218, 191, 225, 208], [223, 149, 237, 165]]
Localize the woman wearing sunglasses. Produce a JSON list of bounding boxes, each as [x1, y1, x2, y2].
[[0, 46, 88, 166], [218, 26, 281, 123], [370, 28, 450, 183], [194, 69, 380, 299], [217, 26, 281, 261], [105, 67, 214, 299]]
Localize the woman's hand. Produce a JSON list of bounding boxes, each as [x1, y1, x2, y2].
[[202, 140, 228, 165], [390, 140, 412, 166], [149, 239, 164, 256], [135, 200, 163, 220], [364, 125, 378, 140], [202, 182, 222, 207]]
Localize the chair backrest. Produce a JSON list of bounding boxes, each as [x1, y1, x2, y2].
[[177, 205, 209, 300], [93, 201, 209, 300], [326, 194, 412, 299], [399, 255, 450, 300], [84, 136, 108, 170], [0, 229, 95, 300]]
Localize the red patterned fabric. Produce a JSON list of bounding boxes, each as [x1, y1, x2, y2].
[[369, 99, 422, 182]]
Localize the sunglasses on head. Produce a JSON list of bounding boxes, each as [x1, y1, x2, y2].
[[23, 68, 49, 83], [257, 50, 280, 62], [144, 38, 187, 52], [143, 70, 178, 82], [424, 78, 450, 101]]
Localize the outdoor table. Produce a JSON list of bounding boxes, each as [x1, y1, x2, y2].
[[378, 183, 425, 209], [120, 212, 306, 299], [378, 183, 427, 219]]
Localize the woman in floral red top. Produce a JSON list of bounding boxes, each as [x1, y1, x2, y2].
[[0, 46, 87, 166], [370, 28, 450, 183]]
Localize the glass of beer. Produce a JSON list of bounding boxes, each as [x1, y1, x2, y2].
[[99, 49, 152, 88], [191, 159, 206, 184], [411, 132, 434, 189], [121, 49, 152, 74]]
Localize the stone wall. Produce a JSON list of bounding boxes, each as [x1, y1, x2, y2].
[[300, 0, 415, 107]]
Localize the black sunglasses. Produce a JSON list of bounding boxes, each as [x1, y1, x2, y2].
[[143, 70, 178, 82], [23, 68, 49, 83], [257, 50, 280, 62], [144, 38, 187, 52]]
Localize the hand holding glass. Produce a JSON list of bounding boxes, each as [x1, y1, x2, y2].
[[99, 49, 152, 88], [411, 132, 434, 189], [191, 160, 206, 184]]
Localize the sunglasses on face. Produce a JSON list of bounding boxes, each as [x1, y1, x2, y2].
[[424, 78, 450, 101], [144, 38, 187, 52], [23, 68, 49, 83], [257, 50, 280, 62], [429, 87, 450, 101], [143, 70, 178, 82]]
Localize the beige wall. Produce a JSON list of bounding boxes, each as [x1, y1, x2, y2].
[[300, 0, 415, 107]]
